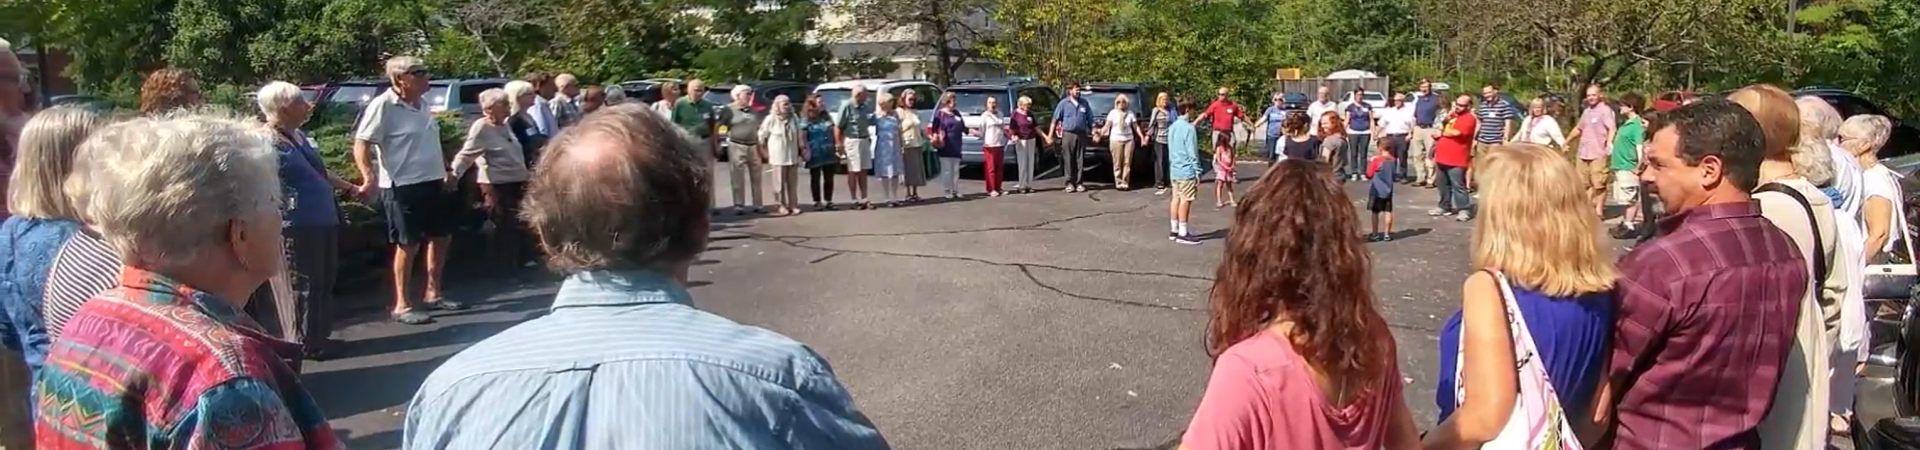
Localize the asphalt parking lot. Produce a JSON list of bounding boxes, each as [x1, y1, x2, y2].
[[302, 159, 1900, 449]]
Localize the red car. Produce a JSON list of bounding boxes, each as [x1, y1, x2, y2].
[[1653, 91, 1696, 112]]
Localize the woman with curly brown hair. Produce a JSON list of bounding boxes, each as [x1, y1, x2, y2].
[[1180, 160, 1419, 450], [138, 68, 205, 115], [1275, 112, 1319, 162]]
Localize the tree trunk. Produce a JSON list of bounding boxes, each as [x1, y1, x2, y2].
[[928, 0, 956, 85]]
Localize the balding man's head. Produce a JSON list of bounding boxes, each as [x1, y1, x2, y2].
[[522, 103, 711, 276], [556, 73, 580, 97]]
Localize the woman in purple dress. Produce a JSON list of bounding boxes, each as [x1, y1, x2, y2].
[[932, 92, 967, 199]]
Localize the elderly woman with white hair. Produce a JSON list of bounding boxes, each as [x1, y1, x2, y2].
[[1794, 96, 1873, 432], [1840, 114, 1901, 429], [759, 95, 804, 216], [451, 88, 535, 273], [504, 80, 550, 166], [256, 81, 357, 360], [35, 113, 342, 448]]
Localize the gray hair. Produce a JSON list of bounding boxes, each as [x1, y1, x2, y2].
[[70, 111, 282, 272], [1018, 96, 1032, 107], [254, 81, 306, 124], [522, 104, 710, 273], [875, 92, 894, 109], [384, 56, 425, 79], [556, 73, 578, 87], [1796, 96, 1843, 141], [504, 80, 535, 114], [8, 106, 113, 220], [478, 88, 510, 110], [730, 85, 752, 101], [0, 38, 22, 85], [604, 86, 627, 104], [1840, 114, 1892, 158], [1792, 96, 1841, 185]]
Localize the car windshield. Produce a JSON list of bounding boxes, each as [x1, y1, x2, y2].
[[1083, 90, 1139, 114], [328, 85, 385, 105], [817, 89, 852, 111], [1362, 92, 1385, 103], [1283, 92, 1309, 103], [301, 89, 321, 104], [948, 90, 1001, 115], [424, 86, 451, 111]]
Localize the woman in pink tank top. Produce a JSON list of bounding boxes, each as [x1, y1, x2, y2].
[[1181, 160, 1421, 450]]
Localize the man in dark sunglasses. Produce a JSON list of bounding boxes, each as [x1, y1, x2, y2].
[[350, 56, 469, 325]]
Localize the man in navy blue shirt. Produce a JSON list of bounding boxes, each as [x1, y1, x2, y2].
[[1052, 81, 1094, 192], [1409, 79, 1442, 187]]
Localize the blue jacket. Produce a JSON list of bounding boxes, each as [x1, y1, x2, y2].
[[1169, 116, 1201, 181], [0, 217, 81, 377]]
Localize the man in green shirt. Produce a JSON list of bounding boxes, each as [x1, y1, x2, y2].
[[671, 79, 719, 160], [1610, 92, 1649, 236]]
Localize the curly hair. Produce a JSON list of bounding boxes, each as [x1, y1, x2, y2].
[[1280, 111, 1310, 136], [138, 68, 204, 115], [1207, 160, 1390, 397]]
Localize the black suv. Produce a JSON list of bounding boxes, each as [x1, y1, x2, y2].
[[945, 77, 1059, 167]]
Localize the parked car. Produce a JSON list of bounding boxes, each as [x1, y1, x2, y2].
[[815, 79, 941, 126], [945, 77, 1057, 166], [1279, 92, 1311, 112], [1795, 87, 1920, 159], [321, 79, 390, 108], [1653, 90, 1697, 112], [426, 78, 510, 123], [46, 94, 111, 110]]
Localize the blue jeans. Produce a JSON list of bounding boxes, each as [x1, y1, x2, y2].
[[1437, 164, 1472, 212], [1266, 135, 1280, 161]]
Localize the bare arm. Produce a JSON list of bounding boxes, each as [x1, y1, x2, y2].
[[1422, 272, 1517, 450], [351, 139, 378, 192], [1865, 196, 1896, 257]]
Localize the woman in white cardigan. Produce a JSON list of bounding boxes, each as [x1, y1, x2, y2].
[[760, 95, 806, 216], [1511, 98, 1567, 149]]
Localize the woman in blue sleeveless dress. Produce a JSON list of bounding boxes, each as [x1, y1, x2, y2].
[[1425, 143, 1614, 448], [871, 92, 905, 207]]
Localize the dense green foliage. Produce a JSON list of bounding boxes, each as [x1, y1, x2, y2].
[[3, 0, 1914, 114]]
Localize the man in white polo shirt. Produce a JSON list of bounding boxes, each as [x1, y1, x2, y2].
[[352, 56, 467, 325]]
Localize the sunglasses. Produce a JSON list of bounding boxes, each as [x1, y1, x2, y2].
[[405, 69, 429, 77]]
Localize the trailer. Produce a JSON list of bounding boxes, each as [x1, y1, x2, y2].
[[1270, 69, 1392, 100]]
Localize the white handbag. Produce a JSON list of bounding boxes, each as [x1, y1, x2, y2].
[[1451, 270, 1584, 450]]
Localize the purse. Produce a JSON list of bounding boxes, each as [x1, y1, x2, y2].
[[1451, 270, 1585, 450], [1861, 191, 1917, 300]]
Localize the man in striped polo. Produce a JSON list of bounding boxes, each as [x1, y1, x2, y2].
[[1467, 84, 1517, 188]]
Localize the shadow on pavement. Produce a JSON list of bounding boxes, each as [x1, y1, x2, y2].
[[1387, 228, 1434, 240], [340, 294, 552, 358], [305, 353, 457, 420]]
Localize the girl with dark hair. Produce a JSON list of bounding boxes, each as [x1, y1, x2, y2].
[[1276, 112, 1320, 162], [1182, 160, 1420, 450], [802, 94, 841, 210]]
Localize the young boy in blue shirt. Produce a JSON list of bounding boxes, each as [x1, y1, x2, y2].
[[1166, 96, 1202, 245], [1365, 139, 1399, 241]]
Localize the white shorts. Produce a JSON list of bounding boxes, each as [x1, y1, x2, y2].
[[844, 138, 872, 172], [1611, 170, 1639, 203]]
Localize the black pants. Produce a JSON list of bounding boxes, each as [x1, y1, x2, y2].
[[245, 225, 340, 370], [480, 182, 533, 273], [809, 165, 838, 203], [1153, 141, 1170, 188], [1063, 131, 1088, 185]]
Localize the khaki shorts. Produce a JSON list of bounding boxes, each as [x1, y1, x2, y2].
[[1611, 170, 1640, 204], [1471, 142, 1497, 162], [1582, 158, 1610, 196], [1172, 180, 1199, 202]]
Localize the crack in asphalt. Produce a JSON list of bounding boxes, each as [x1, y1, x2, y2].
[[716, 202, 1214, 312]]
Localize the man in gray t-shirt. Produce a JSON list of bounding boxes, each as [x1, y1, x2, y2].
[[715, 85, 765, 214]]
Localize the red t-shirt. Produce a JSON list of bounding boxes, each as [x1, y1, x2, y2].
[[1434, 111, 1477, 168], [1203, 100, 1244, 131]]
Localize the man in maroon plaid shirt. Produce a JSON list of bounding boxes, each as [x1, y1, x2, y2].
[[1592, 98, 1808, 450]]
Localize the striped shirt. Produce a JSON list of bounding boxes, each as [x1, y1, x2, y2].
[[41, 228, 119, 341], [403, 270, 891, 450], [36, 268, 341, 450], [1474, 97, 1517, 144]]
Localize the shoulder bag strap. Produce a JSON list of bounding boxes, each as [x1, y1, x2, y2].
[[1756, 182, 1829, 285], [1488, 269, 1586, 450]]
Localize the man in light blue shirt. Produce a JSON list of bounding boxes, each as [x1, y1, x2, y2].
[[404, 104, 890, 450]]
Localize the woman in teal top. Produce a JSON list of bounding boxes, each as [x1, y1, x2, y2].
[[802, 95, 841, 210]]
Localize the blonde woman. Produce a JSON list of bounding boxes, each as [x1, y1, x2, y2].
[[1513, 98, 1567, 148], [1097, 94, 1144, 190], [1843, 115, 1900, 387], [900, 90, 929, 201], [1426, 143, 1613, 450], [1731, 84, 1837, 450], [760, 95, 805, 216], [450, 88, 534, 275], [871, 92, 906, 206]]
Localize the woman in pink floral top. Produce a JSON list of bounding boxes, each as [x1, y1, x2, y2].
[[1182, 160, 1420, 450]]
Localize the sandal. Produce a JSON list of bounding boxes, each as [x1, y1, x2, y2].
[[426, 298, 467, 311], [391, 310, 432, 325]]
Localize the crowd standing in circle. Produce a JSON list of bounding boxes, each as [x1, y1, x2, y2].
[[0, 36, 1910, 449]]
